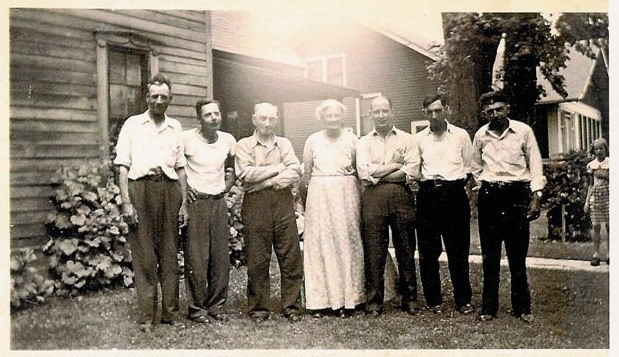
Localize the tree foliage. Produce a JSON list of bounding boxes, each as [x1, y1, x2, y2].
[[428, 12, 607, 133], [428, 13, 566, 132]]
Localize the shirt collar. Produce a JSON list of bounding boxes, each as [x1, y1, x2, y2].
[[139, 110, 175, 130], [483, 118, 517, 137], [250, 130, 280, 148], [427, 120, 452, 135], [371, 125, 397, 136]]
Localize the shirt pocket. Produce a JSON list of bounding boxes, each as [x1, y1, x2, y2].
[[503, 141, 523, 165]]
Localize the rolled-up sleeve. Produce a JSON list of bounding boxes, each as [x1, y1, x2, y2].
[[400, 135, 419, 178], [356, 136, 379, 185], [270, 139, 301, 189]]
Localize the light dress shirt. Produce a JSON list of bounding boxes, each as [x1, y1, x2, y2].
[[114, 110, 186, 180], [235, 131, 301, 190], [472, 119, 546, 192], [413, 121, 473, 181], [356, 126, 418, 185]]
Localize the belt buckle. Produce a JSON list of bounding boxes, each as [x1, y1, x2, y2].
[[433, 180, 444, 188]]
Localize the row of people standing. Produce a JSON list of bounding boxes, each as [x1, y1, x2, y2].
[[302, 92, 546, 323], [114, 73, 546, 331]]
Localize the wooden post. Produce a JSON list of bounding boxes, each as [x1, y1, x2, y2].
[[561, 204, 567, 242]]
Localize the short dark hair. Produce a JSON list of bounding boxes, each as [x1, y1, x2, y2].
[[422, 93, 448, 108], [147, 73, 172, 91], [479, 91, 508, 107], [195, 99, 221, 117]]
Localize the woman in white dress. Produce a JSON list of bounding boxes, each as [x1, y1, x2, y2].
[[301, 99, 365, 318]]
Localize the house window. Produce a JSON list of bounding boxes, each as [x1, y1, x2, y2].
[[108, 46, 149, 158], [560, 108, 601, 153], [95, 31, 159, 161], [411, 120, 429, 134], [305, 55, 346, 86]]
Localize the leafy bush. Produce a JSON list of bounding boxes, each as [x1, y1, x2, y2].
[[44, 161, 133, 295], [542, 151, 592, 241], [226, 182, 245, 268], [10, 249, 56, 310]]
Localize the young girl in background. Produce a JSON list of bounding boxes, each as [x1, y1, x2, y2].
[[584, 138, 609, 266]]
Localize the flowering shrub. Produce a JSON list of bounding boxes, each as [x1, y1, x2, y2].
[[10, 249, 55, 310], [542, 151, 591, 241], [226, 183, 245, 268], [44, 161, 133, 295]]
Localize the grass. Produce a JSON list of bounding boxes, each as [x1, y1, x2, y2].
[[11, 257, 609, 350], [469, 213, 596, 261]]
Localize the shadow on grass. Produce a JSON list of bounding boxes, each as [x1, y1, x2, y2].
[[11, 258, 609, 350]]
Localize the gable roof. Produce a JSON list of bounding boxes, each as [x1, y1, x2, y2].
[[368, 26, 441, 61], [537, 44, 605, 104]]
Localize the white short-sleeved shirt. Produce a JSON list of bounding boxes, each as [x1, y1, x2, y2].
[[183, 129, 236, 195], [114, 111, 186, 180]]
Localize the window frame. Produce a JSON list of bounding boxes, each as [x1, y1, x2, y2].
[[95, 31, 160, 160], [304, 54, 347, 87]]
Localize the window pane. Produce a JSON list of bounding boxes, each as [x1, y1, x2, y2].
[[109, 52, 126, 84], [126, 54, 143, 86]]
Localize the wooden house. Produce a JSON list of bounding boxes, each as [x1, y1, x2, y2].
[[534, 44, 609, 158], [9, 9, 357, 249]]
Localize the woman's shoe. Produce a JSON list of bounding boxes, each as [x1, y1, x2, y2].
[[591, 257, 601, 266]]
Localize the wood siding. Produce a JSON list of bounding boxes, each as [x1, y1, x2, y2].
[[10, 9, 211, 248]]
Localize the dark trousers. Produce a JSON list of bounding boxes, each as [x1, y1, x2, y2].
[[184, 197, 230, 319], [416, 180, 472, 308], [128, 178, 182, 323], [361, 183, 418, 312], [478, 182, 532, 316], [242, 188, 303, 317]]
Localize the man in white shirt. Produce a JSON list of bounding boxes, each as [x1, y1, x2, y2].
[[472, 91, 546, 323], [356, 96, 420, 317], [413, 94, 474, 315], [114, 74, 188, 332], [183, 99, 236, 324]]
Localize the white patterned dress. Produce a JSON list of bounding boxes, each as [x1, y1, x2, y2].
[[303, 130, 366, 310]]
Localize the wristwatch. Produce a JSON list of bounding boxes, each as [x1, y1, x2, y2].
[[534, 190, 543, 198]]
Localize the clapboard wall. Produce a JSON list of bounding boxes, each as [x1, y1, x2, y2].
[[10, 9, 212, 248]]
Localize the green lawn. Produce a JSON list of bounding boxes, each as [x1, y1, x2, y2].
[[11, 259, 609, 350], [469, 214, 595, 261]]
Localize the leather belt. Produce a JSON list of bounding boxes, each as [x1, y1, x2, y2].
[[195, 191, 225, 200], [481, 181, 529, 189], [419, 179, 465, 189]]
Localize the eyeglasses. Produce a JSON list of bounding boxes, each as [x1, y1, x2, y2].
[[482, 106, 506, 115]]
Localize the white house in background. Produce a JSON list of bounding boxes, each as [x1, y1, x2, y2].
[[534, 44, 609, 158]]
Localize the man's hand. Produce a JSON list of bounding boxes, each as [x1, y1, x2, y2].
[[583, 201, 590, 214], [244, 179, 271, 194], [122, 202, 138, 226], [391, 149, 405, 164], [526, 194, 541, 221], [187, 186, 198, 203], [178, 202, 188, 228]]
